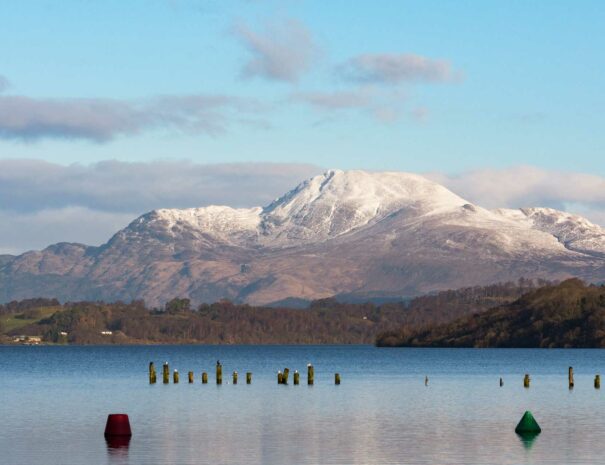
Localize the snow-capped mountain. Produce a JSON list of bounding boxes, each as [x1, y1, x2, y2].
[[1, 170, 604, 305]]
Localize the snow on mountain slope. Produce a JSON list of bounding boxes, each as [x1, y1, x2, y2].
[[495, 207, 605, 255]]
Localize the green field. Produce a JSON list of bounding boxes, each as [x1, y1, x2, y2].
[[0, 306, 62, 334]]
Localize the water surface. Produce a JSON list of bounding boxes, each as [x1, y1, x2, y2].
[[1, 345, 605, 465]]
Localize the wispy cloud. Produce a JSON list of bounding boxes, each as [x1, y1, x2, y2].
[[427, 166, 605, 226], [0, 94, 264, 142], [0, 160, 321, 253], [233, 18, 319, 82], [338, 53, 459, 84], [290, 87, 407, 123], [0, 75, 9, 93]]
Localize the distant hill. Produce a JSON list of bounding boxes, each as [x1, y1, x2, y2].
[[376, 279, 605, 348], [1, 170, 604, 306], [1, 281, 540, 344]]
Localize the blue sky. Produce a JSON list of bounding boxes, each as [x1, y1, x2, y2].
[[1, 0, 603, 172], [0, 1, 604, 252]]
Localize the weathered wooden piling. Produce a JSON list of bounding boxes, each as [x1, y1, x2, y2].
[[499, 377, 503, 387], [283, 368, 290, 384], [149, 362, 157, 384], [277, 371, 284, 384], [307, 364, 314, 385], [233, 371, 238, 384], [216, 362, 222, 385], [335, 373, 341, 385], [569, 366, 574, 389], [173, 369, 179, 384], [202, 372, 208, 384], [293, 370, 300, 385], [163, 362, 169, 384], [524, 374, 530, 388], [595, 374, 601, 389], [246, 372, 252, 384], [188, 371, 194, 384]]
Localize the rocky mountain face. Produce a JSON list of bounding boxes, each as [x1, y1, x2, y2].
[[1, 170, 604, 306]]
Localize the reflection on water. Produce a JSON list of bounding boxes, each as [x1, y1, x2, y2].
[[517, 431, 540, 450], [2, 345, 605, 465]]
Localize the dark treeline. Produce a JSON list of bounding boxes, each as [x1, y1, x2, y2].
[[1, 279, 546, 344], [377, 279, 605, 348]]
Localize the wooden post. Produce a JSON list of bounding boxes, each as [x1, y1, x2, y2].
[[216, 362, 222, 385], [293, 370, 300, 385], [307, 364, 314, 385], [163, 362, 169, 384], [149, 362, 156, 384], [283, 368, 290, 384], [188, 371, 194, 384], [233, 371, 238, 385], [569, 366, 574, 389], [277, 371, 283, 384], [335, 373, 341, 385], [246, 372, 252, 384], [595, 374, 601, 389], [202, 372, 208, 384], [173, 369, 179, 384], [524, 374, 530, 388], [499, 377, 503, 387], [425, 376, 429, 386]]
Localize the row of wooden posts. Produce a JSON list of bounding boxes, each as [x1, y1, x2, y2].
[[520, 367, 600, 389], [148, 362, 341, 385]]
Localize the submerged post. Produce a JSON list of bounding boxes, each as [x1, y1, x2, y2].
[[524, 374, 530, 388], [163, 362, 170, 384], [246, 372, 252, 384], [500, 377, 503, 387], [283, 368, 290, 385], [233, 371, 238, 385], [277, 371, 283, 384], [188, 371, 194, 384], [595, 374, 601, 389], [307, 364, 314, 385], [202, 372, 208, 384], [216, 362, 222, 385], [569, 366, 574, 389], [173, 369, 179, 384], [149, 362, 156, 384], [425, 376, 429, 386], [293, 370, 300, 385], [335, 373, 341, 385]]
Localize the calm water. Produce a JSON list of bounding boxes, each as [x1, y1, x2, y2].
[[1, 345, 605, 465]]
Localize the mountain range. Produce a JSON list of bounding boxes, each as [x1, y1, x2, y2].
[[1, 169, 604, 306]]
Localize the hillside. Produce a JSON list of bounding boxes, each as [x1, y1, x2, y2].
[[1, 170, 604, 306], [376, 279, 605, 348], [1, 281, 538, 344]]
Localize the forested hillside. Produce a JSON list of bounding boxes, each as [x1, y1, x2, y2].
[[0, 279, 545, 344], [376, 279, 605, 348]]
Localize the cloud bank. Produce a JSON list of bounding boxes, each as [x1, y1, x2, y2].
[[0, 94, 263, 142], [0, 160, 320, 254], [427, 166, 605, 226], [234, 19, 319, 82], [1, 162, 604, 255]]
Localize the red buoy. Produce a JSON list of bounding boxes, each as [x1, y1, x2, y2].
[[104, 414, 132, 438]]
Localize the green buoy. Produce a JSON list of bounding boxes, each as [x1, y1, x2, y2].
[[515, 411, 541, 435]]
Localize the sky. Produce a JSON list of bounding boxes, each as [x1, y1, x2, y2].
[[0, 0, 604, 253]]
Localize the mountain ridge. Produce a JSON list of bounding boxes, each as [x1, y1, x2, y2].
[[1, 169, 604, 305]]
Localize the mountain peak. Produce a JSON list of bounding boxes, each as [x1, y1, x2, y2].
[[260, 169, 468, 243]]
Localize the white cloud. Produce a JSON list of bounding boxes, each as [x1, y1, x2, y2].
[[426, 166, 605, 226], [0, 160, 321, 254], [0, 94, 264, 142], [234, 18, 319, 82], [338, 53, 459, 84]]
